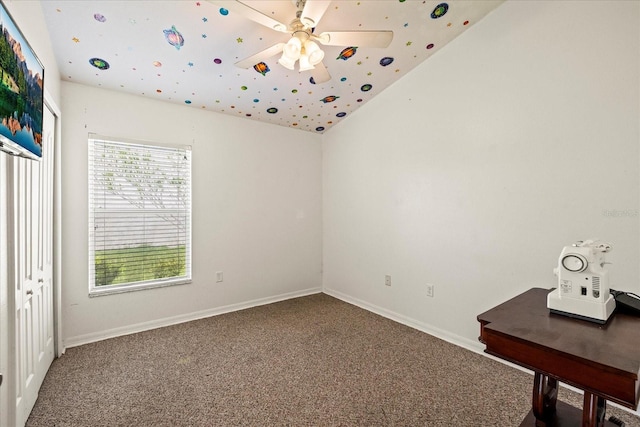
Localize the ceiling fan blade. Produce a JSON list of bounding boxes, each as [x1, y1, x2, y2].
[[310, 61, 331, 84], [210, 1, 289, 32], [300, 0, 331, 28], [235, 43, 285, 68], [315, 31, 393, 48]]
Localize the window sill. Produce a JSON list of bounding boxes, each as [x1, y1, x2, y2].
[[89, 277, 192, 297]]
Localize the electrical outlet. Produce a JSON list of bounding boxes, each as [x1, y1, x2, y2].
[[385, 275, 391, 287], [216, 271, 223, 283], [426, 284, 434, 297]]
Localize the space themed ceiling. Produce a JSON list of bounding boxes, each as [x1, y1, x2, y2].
[[41, 0, 504, 134]]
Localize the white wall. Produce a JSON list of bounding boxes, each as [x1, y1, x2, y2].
[[323, 0, 640, 349], [61, 82, 323, 346]]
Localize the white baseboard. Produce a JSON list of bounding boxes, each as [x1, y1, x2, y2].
[[63, 287, 322, 349], [323, 287, 640, 419], [323, 287, 485, 354]]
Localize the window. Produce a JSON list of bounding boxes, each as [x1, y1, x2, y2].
[[88, 135, 192, 296]]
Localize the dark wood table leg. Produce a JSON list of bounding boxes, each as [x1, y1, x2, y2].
[[582, 391, 606, 427], [532, 371, 558, 425]]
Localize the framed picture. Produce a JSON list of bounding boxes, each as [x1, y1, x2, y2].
[[0, 0, 44, 160]]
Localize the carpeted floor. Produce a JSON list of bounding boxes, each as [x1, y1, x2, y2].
[[27, 293, 640, 426]]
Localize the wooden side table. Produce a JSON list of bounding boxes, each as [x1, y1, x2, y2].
[[478, 288, 640, 426]]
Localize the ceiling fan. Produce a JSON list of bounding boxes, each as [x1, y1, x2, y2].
[[212, 0, 393, 84]]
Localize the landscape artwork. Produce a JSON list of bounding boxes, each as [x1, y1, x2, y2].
[[0, 1, 44, 159]]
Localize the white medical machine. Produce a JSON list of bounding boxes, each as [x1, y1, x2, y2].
[[547, 239, 616, 324]]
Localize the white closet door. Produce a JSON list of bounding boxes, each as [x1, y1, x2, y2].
[[12, 105, 55, 426]]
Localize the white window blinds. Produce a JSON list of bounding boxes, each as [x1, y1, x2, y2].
[[88, 136, 192, 295]]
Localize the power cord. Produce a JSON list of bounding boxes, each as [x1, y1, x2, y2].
[[610, 288, 640, 316], [608, 415, 625, 426], [610, 289, 640, 300]]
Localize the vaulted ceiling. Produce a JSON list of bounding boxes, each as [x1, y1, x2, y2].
[[41, 0, 504, 133]]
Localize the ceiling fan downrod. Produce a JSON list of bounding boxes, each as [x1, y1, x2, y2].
[[295, 0, 307, 19]]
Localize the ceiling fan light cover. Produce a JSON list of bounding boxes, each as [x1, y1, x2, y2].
[[298, 54, 315, 71], [304, 41, 324, 65], [283, 37, 302, 60], [278, 53, 296, 70]]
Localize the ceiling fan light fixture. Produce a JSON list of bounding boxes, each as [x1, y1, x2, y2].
[[278, 52, 296, 70], [283, 36, 302, 60], [304, 40, 324, 65], [298, 53, 315, 71]]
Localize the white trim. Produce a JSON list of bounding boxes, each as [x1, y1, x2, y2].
[[323, 287, 640, 418], [44, 89, 64, 358], [323, 287, 484, 353], [88, 133, 191, 151], [63, 287, 322, 349], [88, 278, 192, 297], [0, 138, 9, 427]]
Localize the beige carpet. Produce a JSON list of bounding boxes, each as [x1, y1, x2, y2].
[[27, 293, 640, 426]]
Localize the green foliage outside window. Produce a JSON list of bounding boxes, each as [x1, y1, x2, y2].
[[94, 245, 187, 286]]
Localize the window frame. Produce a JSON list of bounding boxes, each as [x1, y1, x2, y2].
[[88, 134, 192, 297]]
